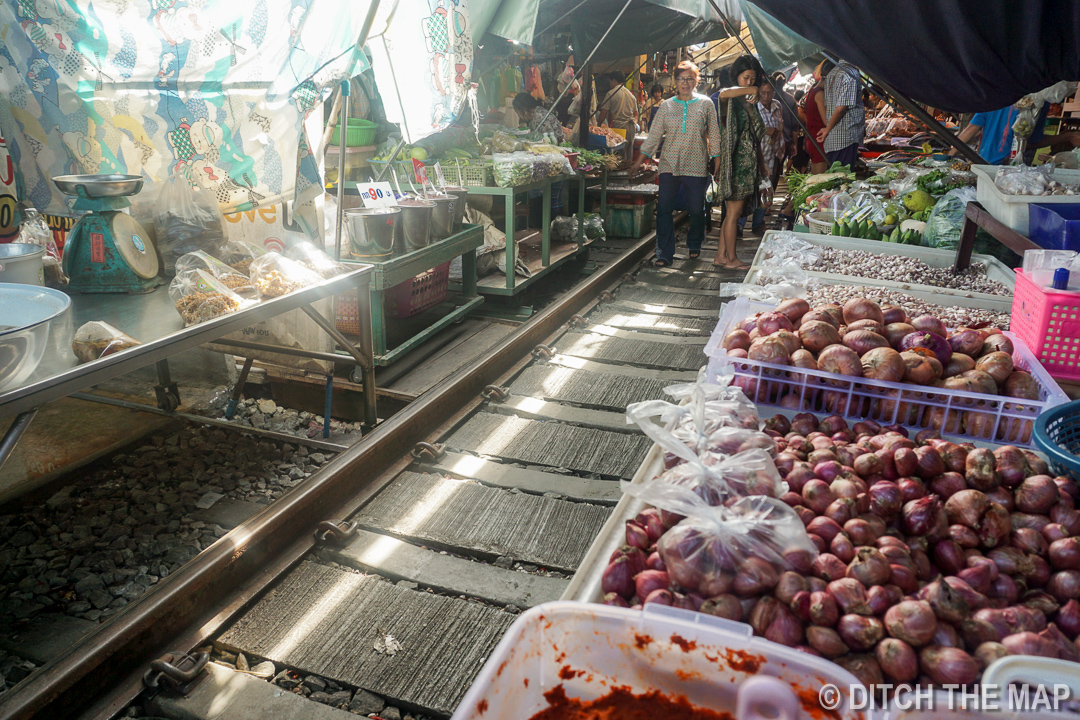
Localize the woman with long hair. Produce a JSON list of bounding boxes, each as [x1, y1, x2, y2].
[[713, 54, 766, 270]]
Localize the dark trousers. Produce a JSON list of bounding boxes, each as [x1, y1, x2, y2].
[[656, 173, 708, 262], [826, 142, 859, 169]]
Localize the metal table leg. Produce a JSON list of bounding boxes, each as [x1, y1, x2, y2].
[[300, 304, 377, 427], [354, 287, 378, 427], [224, 358, 254, 419], [155, 360, 180, 411], [542, 181, 552, 266], [323, 373, 334, 438], [0, 409, 38, 473], [462, 247, 478, 297], [504, 189, 515, 290], [577, 173, 586, 248]]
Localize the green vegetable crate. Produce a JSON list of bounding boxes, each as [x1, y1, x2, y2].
[[440, 161, 495, 187], [604, 201, 655, 239], [331, 118, 377, 147]]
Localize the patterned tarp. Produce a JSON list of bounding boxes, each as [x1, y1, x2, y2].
[[0, 0, 373, 220]]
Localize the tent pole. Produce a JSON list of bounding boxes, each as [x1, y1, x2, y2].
[[858, 71, 986, 164], [579, 62, 591, 146], [534, 0, 634, 135], [705, 0, 829, 162]]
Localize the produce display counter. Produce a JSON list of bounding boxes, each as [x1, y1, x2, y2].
[[466, 174, 589, 296], [340, 224, 484, 367], [0, 267, 375, 470]]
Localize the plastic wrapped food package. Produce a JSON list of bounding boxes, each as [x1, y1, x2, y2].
[[492, 152, 573, 187], [994, 162, 1078, 196], [248, 252, 323, 297], [169, 269, 248, 325], [284, 241, 348, 279], [921, 187, 976, 250], [153, 172, 228, 274], [173, 250, 256, 296], [490, 130, 525, 153], [621, 483, 819, 597], [71, 321, 141, 363], [17, 206, 66, 287], [220, 239, 267, 276]]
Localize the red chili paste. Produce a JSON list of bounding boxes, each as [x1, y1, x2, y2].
[[526, 684, 734, 720]]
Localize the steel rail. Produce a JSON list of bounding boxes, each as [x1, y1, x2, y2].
[[0, 233, 657, 720]]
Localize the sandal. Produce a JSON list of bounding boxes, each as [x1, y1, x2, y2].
[[652, 258, 672, 267], [688, 251, 700, 259]]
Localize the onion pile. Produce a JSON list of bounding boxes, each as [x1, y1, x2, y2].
[[722, 297, 1041, 443], [604, 410, 1080, 692]]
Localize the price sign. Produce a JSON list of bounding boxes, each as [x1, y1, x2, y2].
[[412, 158, 429, 186], [433, 162, 447, 187], [355, 182, 398, 208]]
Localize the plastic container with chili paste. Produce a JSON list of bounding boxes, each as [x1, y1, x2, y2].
[[451, 601, 863, 720]]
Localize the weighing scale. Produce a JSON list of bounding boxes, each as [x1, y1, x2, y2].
[[54, 174, 162, 294]]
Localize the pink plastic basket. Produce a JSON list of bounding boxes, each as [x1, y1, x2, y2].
[[1012, 269, 1080, 382], [388, 261, 450, 319], [706, 296, 1069, 448]]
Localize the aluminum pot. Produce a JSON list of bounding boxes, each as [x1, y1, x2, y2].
[[394, 198, 436, 253], [345, 207, 398, 260], [439, 186, 469, 231], [0, 284, 71, 391], [425, 194, 462, 241], [0, 243, 45, 285]]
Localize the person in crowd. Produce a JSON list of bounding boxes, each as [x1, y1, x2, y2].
[[950, 103, 1080, 164], [597, 72, 639, 164], [816, 59, 865, 168], [630, 61, 721, 267], [804, 59, 834, 174], [513, 92, 562, 142], [736, 81, 783, 236], [787, 88, 807, 173], [713, 54, 766, 270], [772, 72, 798, 171], [641, 83, 664, 132]]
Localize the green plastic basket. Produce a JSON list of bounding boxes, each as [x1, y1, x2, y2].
[[331, 118, 377, 147], [441, 161, 495, 187]]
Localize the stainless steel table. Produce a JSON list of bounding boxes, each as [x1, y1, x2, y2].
[[0, 266, 375, 470]]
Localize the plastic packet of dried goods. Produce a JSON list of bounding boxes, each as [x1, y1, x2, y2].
[[620, 484, 818, 596], [154, 171, 227, 275], [71, 321, 141, 363], [169, 269, 248, 325], [248, 252, 323, 298], [18, 206, 67, 286], [719, 264, 817, 302], [491, 130, 524, 153], [174, 250, 257, 296], [759, 231, 822, 269], [220, 239, 267, 276], [285, 241, 348, 279]]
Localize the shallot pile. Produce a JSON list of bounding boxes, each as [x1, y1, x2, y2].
[[603, 411, 1080, 691], [721, 296, 1040, 443]]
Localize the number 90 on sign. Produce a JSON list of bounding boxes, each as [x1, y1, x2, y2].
[[356, 182, 398, 209]]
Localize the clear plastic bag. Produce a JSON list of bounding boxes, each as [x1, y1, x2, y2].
[[491, 130, 524, 153], [71, 321, 141, 363], [174, 250, 256, 296], [759, 232, 822, 269], [285, 241, 348, 279], [583, 212, 605, 240], [169, 269, 248, 325], [492, 151, 573, 187], [550, 215, 578, 243], [621, 483, 818, 596], [154, 172, 227, 275], [922, 187, 976, 250], [839, 191, 886, 224], [248, 252, 322, 298], [17, 206, 66, 286], [220, 239, 266, 275]]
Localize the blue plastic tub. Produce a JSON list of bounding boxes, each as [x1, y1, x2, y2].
[[1034, 399, 1080, 481], [1029, 203, 1080, 251]]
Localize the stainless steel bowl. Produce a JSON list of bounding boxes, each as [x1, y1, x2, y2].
[[53, 174, 144, 198], [0, 284, 71, 392]]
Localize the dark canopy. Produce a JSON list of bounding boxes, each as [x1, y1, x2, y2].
[[569, 0, 732, 64], [745, 0, 1080, 112]]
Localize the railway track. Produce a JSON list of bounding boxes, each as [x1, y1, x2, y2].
[[0, 227, 759, 720]]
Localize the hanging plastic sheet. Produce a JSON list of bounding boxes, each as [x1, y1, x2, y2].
[[0, 0, 372, 218], [366, 0, 474, 144], [738, 1, 820, 74]]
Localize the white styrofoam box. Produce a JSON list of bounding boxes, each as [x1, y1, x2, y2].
[[704, 297, 1068, 449], [451, 602, 865, 720], [973, 164, 1080, 236], [752, 230, 1016, 302]]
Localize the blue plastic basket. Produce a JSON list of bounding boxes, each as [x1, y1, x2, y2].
[[1034, 399, 1080, 480]]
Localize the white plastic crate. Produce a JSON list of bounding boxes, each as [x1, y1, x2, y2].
[[451, 602, 864, 720], [973, 164, 1080, 236], [806, 211, 838, 234], [751, 230, 1016, 302], [704, 297, 1068, 448]]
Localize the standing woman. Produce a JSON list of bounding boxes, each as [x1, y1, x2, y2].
[[630, 61, 721, 266], [713, 54, 766, 270], [803, 60, 834, 174], [641, 83, 664, 132]]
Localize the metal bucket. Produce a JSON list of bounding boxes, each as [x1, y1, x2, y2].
[[394, 199, 436, 253], [0, 243, 45, 285], [425, 194, 461, 241], [345, 208, 398, 260], [439, 186, 469, 231]]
